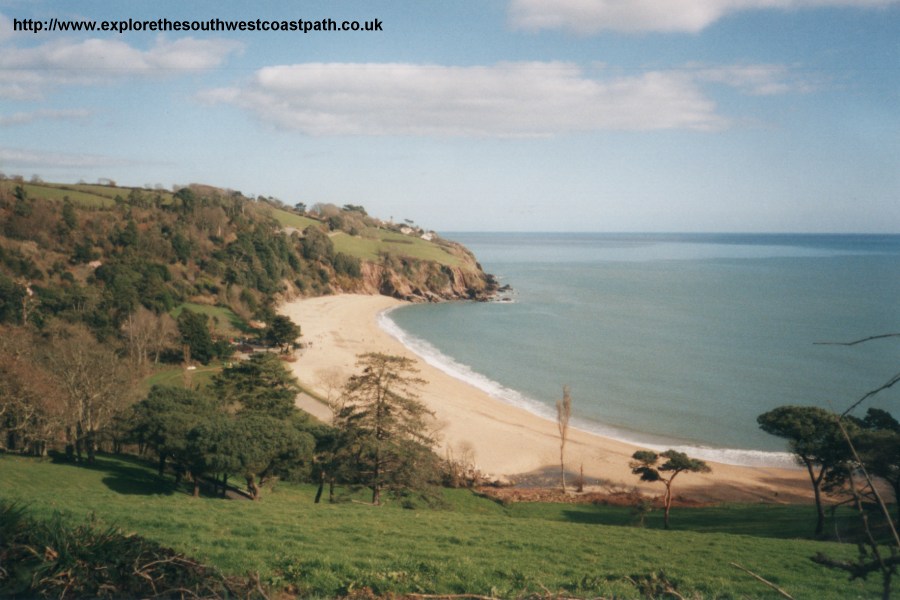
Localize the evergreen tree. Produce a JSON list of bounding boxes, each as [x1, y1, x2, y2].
[[630, 449, 711, 529], [334, 353, 437, 505], [177, 308, 214, 364], [758, 405, 854, 536]]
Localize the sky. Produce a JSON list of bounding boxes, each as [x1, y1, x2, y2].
[[0, 0, 898, 232]]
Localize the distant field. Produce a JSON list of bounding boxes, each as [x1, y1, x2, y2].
[[331, 230, 463, 267], [170, 302, 248, 338], [0, 181, 115, 208], [0, 454, 883, 599], [269, 207, 321, 231], [142, 365, 223, 392], [269, 207, 464, 267], [1, 180, 179, 208]]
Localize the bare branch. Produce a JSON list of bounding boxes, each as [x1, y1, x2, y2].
[[730, 563, 795, 600], [814, 333, 900, 346], [841, 370, 900, 418]]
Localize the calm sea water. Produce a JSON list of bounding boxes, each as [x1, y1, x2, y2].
[[383, 233, 900, 467]]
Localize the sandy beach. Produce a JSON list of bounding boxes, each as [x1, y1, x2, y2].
[[281, 294, 812, 503]]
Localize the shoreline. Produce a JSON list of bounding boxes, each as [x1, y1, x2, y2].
[[281, 293, 813, 503], [377, 304, 797, 470]]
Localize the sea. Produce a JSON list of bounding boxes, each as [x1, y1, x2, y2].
[[380, 233, 900, 468]]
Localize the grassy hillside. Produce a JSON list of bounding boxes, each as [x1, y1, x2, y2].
[[0, 180, 116, 208], [0, 454, 883, 599], [268, 206, 466, 268]]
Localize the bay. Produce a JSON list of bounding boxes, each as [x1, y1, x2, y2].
[[384, 233, 900, 466]]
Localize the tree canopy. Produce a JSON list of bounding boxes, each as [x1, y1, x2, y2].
[[758, 405, 854, 536], [630, 449, 711, 529], [333, 353, 437, 505]]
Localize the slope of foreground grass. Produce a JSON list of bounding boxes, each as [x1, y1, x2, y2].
[[0, 454, 883, 599]]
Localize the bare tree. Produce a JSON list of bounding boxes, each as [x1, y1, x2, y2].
[[45, 325, 134, 462], [556, 385, 572, 492], [0, 333, 66, 456]]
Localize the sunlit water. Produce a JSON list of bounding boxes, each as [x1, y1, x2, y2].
[[383, 233, 900, 467]]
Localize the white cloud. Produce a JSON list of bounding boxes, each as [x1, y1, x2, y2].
[[691, 63, 819, 95], [0, 147, 136, 168], [0, 13, 12, 43], [0, 35, 242, 99], [203, 61, 730, 137], [508, 0, 900, 34], [0, 108, 91, 126]]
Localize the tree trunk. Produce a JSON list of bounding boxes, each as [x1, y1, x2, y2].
[[560, 447, 567, 493], [192, 474, 201, 498], [86, 429, 96, 463], [247, 475, 260, 500], [158, 454, 166, 478], [663, 482, 673, 530], [806, 461, 826, 536], [314, 471, 325, 504], [329, 477, 335, 503], [372, 484, 381, 506], [222, 474, 229, 498]]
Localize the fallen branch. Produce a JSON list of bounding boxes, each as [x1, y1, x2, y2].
[[730, 562, 795, 600]]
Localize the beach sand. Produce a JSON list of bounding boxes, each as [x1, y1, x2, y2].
[[281, 294, 812, 503]]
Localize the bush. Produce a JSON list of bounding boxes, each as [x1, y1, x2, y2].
[[0, 500, 265, 599]]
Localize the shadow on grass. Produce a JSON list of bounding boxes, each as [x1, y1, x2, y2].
[[558, 502, 896, 542], [51, 452, 178, 496]]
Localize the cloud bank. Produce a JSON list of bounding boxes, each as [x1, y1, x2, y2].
[[508, 0, 899, 33], [0, 32, 241, 99], [0, 147, 137, 169], [203, 61, 807, 137]]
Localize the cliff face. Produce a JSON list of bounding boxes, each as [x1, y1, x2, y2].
[[355, 260, 498, 302]]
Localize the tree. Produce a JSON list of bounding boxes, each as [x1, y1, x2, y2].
[[177, 308, 214, 365], [121, 307, 176, 372], [0, 333, 65, 456], [300, 225, 334, 262], [758, 405, 854, 536], [264, 314, 302, 354], [630, 449, 711, 529], [333, 353, 436, 505], [212, 352, 301, 419], [186, 414, 241, 498], [46, 325, 133, 463], [230, 414, 315, 500], [556, 385, 572, 492], [130, 386, 215, 480], [855, 408, 900, 524]]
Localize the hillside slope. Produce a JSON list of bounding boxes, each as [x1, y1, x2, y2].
[[0, 179, 497, 334]]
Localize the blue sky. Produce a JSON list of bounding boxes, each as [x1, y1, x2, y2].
[[1, 0, 898, 232]]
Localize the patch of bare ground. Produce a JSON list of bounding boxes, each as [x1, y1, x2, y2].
[[474, 486, 713, 508]]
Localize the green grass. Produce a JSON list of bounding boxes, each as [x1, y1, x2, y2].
[[170, 302, 249, 338], [269, 207, 321, 231], [1, 180, 177, 208], [0, 181, 115, 208], [331, 231, 464, 267], [142, 365, 223, 392], [268, 206, 465, 268], [0, 454, 885, 599]]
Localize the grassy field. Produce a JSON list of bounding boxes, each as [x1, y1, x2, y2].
[[268, 206, 465, 268], [331, 231, 464, 267], [0, 454, 884, 599], [1, 180, 179, 207], [141, 365, 223, 392], [269, 207, 322, 231], [170, 302, 249, 338], [0, 180, 116, 208]]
